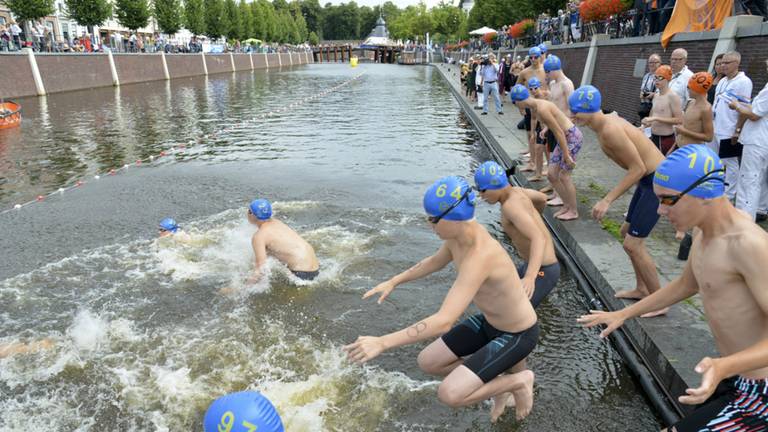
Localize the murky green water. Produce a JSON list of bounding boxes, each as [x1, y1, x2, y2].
[[0, 64, 659, 430]]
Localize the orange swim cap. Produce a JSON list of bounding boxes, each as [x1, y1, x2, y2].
[[688, 72, 714, 95], [655, 65, 672, 81]]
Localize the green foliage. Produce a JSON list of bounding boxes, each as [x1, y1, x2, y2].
[[239, 0, 254, 40], [600, 218, 624, 241], [308, 31, 320, 45], [300, 0, 323, 37], [204, 0, 225, 39], [185, 0, 206, 36], [468, 0, 532, 31], [322, 2, 360, 40], [5, 0, 54, 24], [358, 5, 378, 39], [64, 0, 112, 27], [114, 0, 151, 31], [154, 0, 182, 35], [225, 0, 241, 40]]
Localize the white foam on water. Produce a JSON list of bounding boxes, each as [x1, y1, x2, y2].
[[69, 310, 109, 352]]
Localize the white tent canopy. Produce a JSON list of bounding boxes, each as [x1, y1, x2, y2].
[[469, 26, 497, 35]]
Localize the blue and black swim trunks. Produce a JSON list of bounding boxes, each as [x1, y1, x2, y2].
[[625, 172, 661, 238], [442, 314, 539, 383]]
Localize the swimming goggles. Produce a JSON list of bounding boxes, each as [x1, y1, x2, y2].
[[657, 169, 725, 206], [427, 188, 472, 224]]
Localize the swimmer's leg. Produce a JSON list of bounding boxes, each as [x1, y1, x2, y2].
[[438, 365, 535, 421], [417, 338, 464, 377], [614, 223, 648, 300], [623, 235, 667, 317]]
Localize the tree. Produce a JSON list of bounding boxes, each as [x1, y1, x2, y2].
[[114, 0, 151, 31], [431, 1, 466, 40], [468, 0, 531, 31], [185, 0, 206, 36], [5, 0, 54, 25], [308, 31, 319, 45], [239, 0, 254, 40], [358, 5, 377, 39], [224, 0, 241, 41], [154, 0, 182, 35], [64, 0, 112, 28], [251, 1, 266, 40], [300, 0, 323, 37], [204, 0, 226, 39]]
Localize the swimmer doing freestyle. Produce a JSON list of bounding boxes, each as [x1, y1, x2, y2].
[[246, 199, 320, 282], [580, 145, 768, 432], [344, 176, 538, 422]]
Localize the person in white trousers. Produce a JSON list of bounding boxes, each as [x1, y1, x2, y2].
[[712, 51, 752, 201], [732, 59, 768, 221]]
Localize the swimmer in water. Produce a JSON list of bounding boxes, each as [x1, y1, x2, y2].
[[158, 218, 181, 237], [344, 176, 538, 422], [579, 145, 768, 432], [474, 160, 560, 306], [246, 199, 320, 282], [0, 338, 54, 358], [569, 85, 668, 316]]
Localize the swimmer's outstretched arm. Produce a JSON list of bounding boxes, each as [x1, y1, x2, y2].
[[345, 261, 483, 363], [577, 256, 699, 339], [249, 232, 269, 281], [363, 245, 452, 304], [520, 188, 548, 213]]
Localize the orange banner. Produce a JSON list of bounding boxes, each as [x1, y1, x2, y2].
[[661, 0, 733, 47]]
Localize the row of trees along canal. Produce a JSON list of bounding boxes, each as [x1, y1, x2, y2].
[[7, 0, 567, 46]]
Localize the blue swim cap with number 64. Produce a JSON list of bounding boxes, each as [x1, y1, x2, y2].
[[423, 176, 476, 221]]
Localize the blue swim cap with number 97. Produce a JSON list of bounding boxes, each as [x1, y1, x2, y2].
[[423, 176, 476, 221], [203, 391, 284, 432], [569, 85, 602, 113], [654, 145, 725, 199]]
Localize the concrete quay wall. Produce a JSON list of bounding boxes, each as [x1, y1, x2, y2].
[[449, 18, 768, 125], [0, 51, 313, 99]]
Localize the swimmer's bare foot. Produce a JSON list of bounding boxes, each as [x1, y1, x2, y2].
[[547, 197, 564, 206], [556, 210, 579, 221], [538, 185, 553, 194], [615, 289, 648, 300], [641, 307, 670, 318], [490, 392, 515, 423], [521, 164, 535, 172], [529, 175, 544, 182], [512, 370, 535, 421], [675, 231, 686, 240]]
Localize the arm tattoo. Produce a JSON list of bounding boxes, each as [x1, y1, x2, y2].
[[407, 321, 427, 338]]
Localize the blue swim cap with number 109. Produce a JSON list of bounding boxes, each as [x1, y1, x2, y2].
[[423, 176, 476, 221], [474, 161, 509, 191]]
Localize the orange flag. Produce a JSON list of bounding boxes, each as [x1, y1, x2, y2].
[[661, 0, 733, 47]]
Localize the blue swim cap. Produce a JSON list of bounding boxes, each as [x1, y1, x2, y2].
[[203, 391, 284, 432], [159, 218, 179, 233], [654, 145, 725, 199], [528, 47, 542, 58], [569, 85, 602, 113], [544, 55, 561, 72], [538, 43, 548, 53], [249, 199, 272, 220], [474, 161, 509, 191], [423, 176, 476, 221], [527, 77, 542, 89], [509, 84, 530, 102]]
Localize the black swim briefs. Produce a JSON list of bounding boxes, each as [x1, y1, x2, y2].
[[524, 108, 532, 131], [291, 269, 319, 281], [516, 261, 561, 307], [442, 314, 539, 383], [546, 129, 557, 153], [625, 172, 660, 238], [671, 376, 768, 431]]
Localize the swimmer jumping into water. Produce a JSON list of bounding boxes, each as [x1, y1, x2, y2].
[[344, 176, 538, 422], [246, 199, 320, 282], [0, 338, 54, 359]]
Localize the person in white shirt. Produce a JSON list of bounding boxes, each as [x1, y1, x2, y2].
[[9, 22, 21, 50], [731, 59, 768, 221], [669, 48, 694, 111], [712, 51, 752, 201]]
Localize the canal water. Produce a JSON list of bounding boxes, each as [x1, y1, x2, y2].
[[0, 64, 659, 430]]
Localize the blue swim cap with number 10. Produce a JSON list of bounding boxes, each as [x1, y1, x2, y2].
[[654, 145, 725, 199]]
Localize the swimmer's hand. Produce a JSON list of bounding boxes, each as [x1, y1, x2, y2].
[[564, 154, 576, 169], [591, 199, 610, 221], [679, 357, 722, 405], [538, 129, 547, 140], [343, 336, 386, 363], [521, 276, 536, 300], [576, 310, 626, 339], [363, 281, 396, 304]]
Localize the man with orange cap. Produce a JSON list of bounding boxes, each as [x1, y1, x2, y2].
[[642, 65, 683, 156]]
